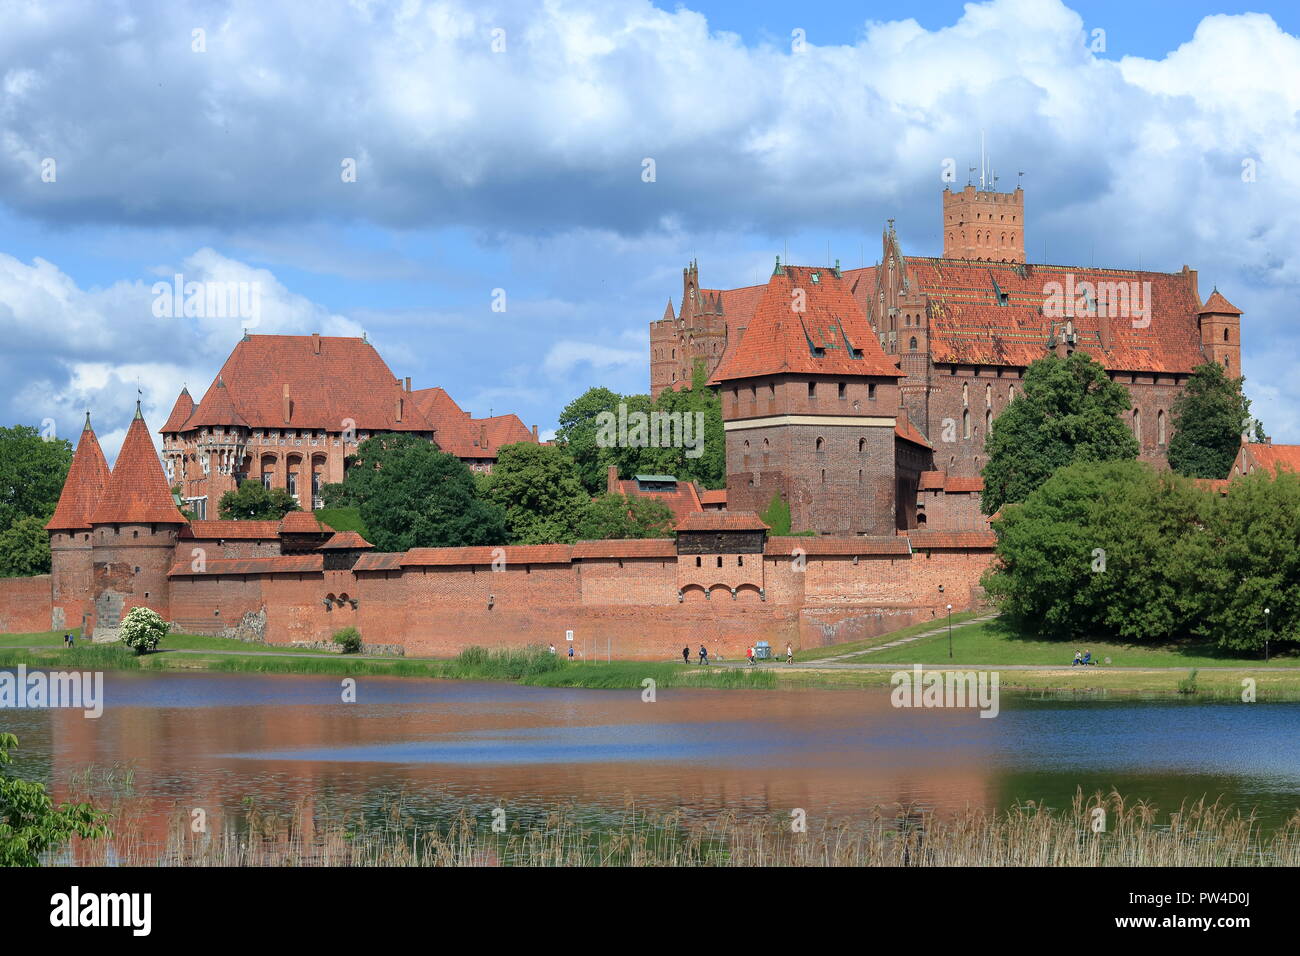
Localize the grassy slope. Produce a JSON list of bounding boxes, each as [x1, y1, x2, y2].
[[797, 609, 987, 661], [314, 507, 368, 536]]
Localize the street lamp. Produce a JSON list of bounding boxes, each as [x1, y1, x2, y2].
[[947, 604, 954, 659], [1264, 607, 1271, 663]]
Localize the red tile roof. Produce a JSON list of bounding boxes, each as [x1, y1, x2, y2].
[[571, 539, 677, 559], [279, 511, 333, 534], [764, 535, 911, 556], [1242, 443, 1300, 475], [610, 477, 704, 523], [699, 489, 728, 505], [711, 265, 901, 383], [918, 471, 946, 491], [187, 334, 434, 432], [319, 531, 373, 550], [182, 520, 281, 540], [160, 388, 195, 433], [675, 511, 769, 532], [90, 406, 186, 525], [401, 544, 573, 566], [918, 470, 984, 493], [410, 387, 536, 459], [352, 552, 405, 572], [900, 258, 1207, 373], [169, 554, 323, 576], [906, 530, 997, 549], [1199, 290, 1242, 315], [46, 415, 112, 531], [895, 417, 932, 449]]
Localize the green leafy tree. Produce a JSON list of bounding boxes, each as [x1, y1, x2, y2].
[[483, 442, 589, 544], [0, 515, 53, 576], [324, 434, 506, 551], [119, 606, 167, 654], [982, 352, 1139, 514], [1168, 363, 1255, 479], [984, 460, 1209, 642], [217, 480, 300, 520], [556, 386, 624, 495], [576, 493, 674, 539], [642, 364, 726, 489], [0, 425, 72, 534], [0, 733, 109, 866], [332, 626, 362, 654]]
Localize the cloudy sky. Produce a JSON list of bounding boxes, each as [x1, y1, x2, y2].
[[2, 0, 1298, 461]]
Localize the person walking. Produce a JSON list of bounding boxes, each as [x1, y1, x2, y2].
[[567, 643, 574, 661], [548, 642, 556, 656], [682, 645, 690, 664], [698, 644, 709, 666], [746, 645, 755, 666], [786, 643, 794, 664]]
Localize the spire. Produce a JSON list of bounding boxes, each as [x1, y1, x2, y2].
[[90, 409, 185, 525], [160, 386, 195, 434], [1199, 289, 1242, 315], [45, 416, 112, 531]]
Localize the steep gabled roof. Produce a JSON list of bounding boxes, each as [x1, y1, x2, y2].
[[1199, 289, 1242, 315], [160, 388, 195, 433], [90, 404, 186, 525], [1242, 443, 1300, 475], [319, 531, 373, 550], [711, 265, 900, 383], [45, 414, 112, 531], [186, 334, 435, 432]]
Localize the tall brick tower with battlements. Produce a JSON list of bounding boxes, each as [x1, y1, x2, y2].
[[88, 402, 187, 638], [942, 184, 1025, 262], [44, 413, 111, 633], [711, 260, 904, 534]]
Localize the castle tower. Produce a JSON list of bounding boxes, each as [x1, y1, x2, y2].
[[88, 401, 187, 636], [1197, 289, 1244, 378], [45, 413, 111, 634], [942, 185, 1024, 262], [712, 261, 903, 534]]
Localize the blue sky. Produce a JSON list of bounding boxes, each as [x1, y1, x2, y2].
[[2, 0, 1298, 460]]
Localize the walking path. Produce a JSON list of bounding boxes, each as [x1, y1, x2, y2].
[[801, 612, 1000, 664]]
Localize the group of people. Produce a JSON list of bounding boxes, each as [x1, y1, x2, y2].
[[681, 644, 795, 665], [1071, 650, 1096, 666]]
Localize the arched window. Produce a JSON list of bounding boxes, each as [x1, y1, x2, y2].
[[815, 437, 824, 452], [1224, 328, 1230, 342], [1158, 409, 1166, 445], [962, 383, 969, 407], [858, 437, 866, 453], [1133, 408, 1142, 440], [1008, 384, 1016, 403], [909, 337, 918, 351], [985, 383, 992, 406], [986, 409, 992, 434], [962, 409, 971, 439]]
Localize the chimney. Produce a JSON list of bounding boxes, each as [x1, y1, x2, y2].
[[607, 464, 619, 494], [1098, 310, 1112, 352], [479, 423, 487, 450], [396, 396, 403, 422], [282, 384, 291, 423], [312, 332, 321, 355], [405, 376, 411, 393], [532, 424, 539, 441]]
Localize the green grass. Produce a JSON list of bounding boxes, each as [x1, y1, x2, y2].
[[857, 618, 1300, 668], [797, 609, 988, 661], [314, 506, 368, 537]]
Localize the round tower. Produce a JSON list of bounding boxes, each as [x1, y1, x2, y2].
[[88, 402, 187, 639], [45, 412, 112, 634]]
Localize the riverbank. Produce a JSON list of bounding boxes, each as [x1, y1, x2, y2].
[[2, 621, 1298, 698]]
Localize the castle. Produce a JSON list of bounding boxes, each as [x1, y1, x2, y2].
[[0, 183, 1246, 656], [651, 184, 1243, 531]]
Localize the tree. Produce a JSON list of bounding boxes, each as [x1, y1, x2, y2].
[[984, 460, 1208, 642], [1168, 363, 1255, 479], [0, 425, 72, 535], [323, 434, 506, 551], [119, 606, 168, 654], [0, 516, 53, 576], [0, 733, 109, 867], [483, 442, 589, 544], [556, 386, 624, 495], [217, 480, 300, 520], [576, 493, 674, 540], [981, 352, 1139, 514]]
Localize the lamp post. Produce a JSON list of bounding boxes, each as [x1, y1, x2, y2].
[[947, 604, 954, 659], [1264, 607, 1271, 663]]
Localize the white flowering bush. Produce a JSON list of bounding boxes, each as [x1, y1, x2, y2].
[[119, 607, 167, 655]]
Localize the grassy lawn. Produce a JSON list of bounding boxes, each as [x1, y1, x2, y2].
[[314, 506, 368, 536], [855, 617, 1299, 668], [798, 608, 988, 661], [0, 629, 325, 655]]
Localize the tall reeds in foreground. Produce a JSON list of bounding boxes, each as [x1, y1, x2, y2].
[[58, 789, 1300, 867]]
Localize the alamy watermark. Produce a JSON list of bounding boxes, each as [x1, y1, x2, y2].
[[1043, 273, 1151, 329], [0, 665, 103, 718], [595, 403, 705, 458], [890, 664, 999, 718], [151, 274, 262, 326]]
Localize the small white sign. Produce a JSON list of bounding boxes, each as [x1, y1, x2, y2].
[[565, 630, 574, 642]]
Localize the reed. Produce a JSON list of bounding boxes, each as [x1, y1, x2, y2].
[[62, 788, 1300, 867]]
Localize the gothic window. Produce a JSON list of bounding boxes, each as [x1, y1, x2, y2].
[[815, 437, 824, 452], [909, 337, 918, 351], [986, 408, 992, 434], [1008, 384, 1016, 403], [1224, 328, 1230, 342], [858, 437, 866, 453], [962, 409, 970, 439], [962, 383, 968, 407], [838, 382, 846, 399], [808, 382, 816, 398], [868, 383, 877, 399], [1133, 408, 1142, 440], [1158, 409, 1166, 445]]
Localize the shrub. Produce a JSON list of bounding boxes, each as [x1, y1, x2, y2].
[[0, 733, 110, 866], [332, 627, 362, 654], [119, 607, 167, 655]]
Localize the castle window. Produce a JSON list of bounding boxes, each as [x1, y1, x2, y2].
[[962, 409, 971, 439], [716, 556, 723, 568], [909, 337, 918, 351], [696, 556, 701, 567], [1158, 409, 1166, 445], [821, 469, 826, 483], [808, 382, 816, 398], [1133, 408, 1142, 440], [986, 409, 992, 434], [858, 437, 866, 453], [868, 383, 876, 399], [1224, 328, 1230, 342], [858, 469, 863, 484], [738, 556, 744, 566], [838, 382, 846, 399], [962, 383, 968, 407], [815, 437, 824, 452]]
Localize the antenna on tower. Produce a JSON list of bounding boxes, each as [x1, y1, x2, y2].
[[980, 129, 986, 190]]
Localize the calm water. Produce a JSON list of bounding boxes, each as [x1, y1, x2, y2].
[[7, 670, 1300, 844]]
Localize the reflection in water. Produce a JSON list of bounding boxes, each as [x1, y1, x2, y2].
[[5, 669, 1300, 857]]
